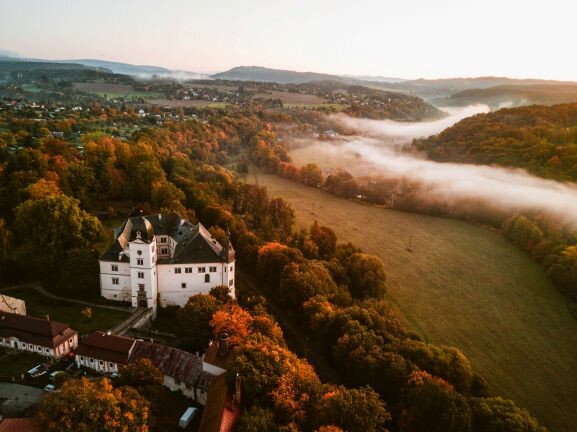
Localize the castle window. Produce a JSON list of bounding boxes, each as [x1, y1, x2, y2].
[[161, 248, 168, 254], [209, 266, 217, 273], [137, 259, 144, 266], [229, 279, 234, 286], [99, 360, 103, 365], [138, 284, 145, 292], [181, 283, 187, 288], [109, 362, 114, 368], [185, 267, 192, 273], [198, 267, 206, 273], [175, 267, 181, 274], [111, 264, 118, 272], [112, 277, 119, 285], [230, 265, 233, 272], [205, 274, 210, 283], [138, 272, 144, 279]]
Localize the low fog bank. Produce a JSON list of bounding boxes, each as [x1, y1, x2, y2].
[[330, 105, 490, 143], [291, 107, 577, 227]]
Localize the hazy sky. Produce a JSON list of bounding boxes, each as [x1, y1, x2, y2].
[[1, 0, 575, 80]]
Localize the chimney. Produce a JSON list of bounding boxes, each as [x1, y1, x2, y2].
[[218, 332, 229, 357], [235, 373, 241, 406]]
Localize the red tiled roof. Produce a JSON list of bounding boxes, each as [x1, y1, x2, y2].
[[0, 418, 39, 432], [0, 312, 76, 349], [75, 331, 135, 364], [130, 341, 216, 390]]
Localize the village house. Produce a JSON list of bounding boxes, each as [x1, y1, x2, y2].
[[75, 331, 136, 373], [99, 213, 235, 317], [130, 340, 219, 405], [76, 331, 233, 406], [0, 312, 77, 358]]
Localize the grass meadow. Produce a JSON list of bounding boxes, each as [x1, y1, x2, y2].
[[248, 169, 577, 432]]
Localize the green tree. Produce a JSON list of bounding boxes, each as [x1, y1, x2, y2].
[[176, 294, 220, 352], [237, 406, 277, 432], [315, 385, 391, 432], [13, 195, 101, 266], [35, 378, 150, 432], [118, 358, 164, 404], [469, 397, 546, 432], [345, 253, 387, 299]]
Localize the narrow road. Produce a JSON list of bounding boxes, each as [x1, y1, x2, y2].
[[237, 269, 343, 385]]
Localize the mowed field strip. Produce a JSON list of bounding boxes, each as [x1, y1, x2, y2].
[[249, 169, 577, 432]]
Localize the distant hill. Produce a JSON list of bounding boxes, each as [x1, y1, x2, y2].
[[212, 66, 364, 84], [340, 74, 405, 83], [0, 55, 209, 80], [386, 77, 577, 100], [434, 84, 577, 109], [414, 103, 577, 182], [64, 59, 210, 80], [0, 59, 95, 72]]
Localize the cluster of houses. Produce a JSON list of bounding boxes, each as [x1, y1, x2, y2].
[[0, 311, 231, 407]]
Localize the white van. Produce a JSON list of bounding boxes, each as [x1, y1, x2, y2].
[[178, 407, 198, 429]]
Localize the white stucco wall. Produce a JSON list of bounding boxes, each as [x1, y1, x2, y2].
[[76, 355, 120, 373], [0, 333, 77, 359]]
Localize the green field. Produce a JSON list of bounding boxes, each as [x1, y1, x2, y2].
[[9, 288, 129, 335], [248, 169, 577, 432]]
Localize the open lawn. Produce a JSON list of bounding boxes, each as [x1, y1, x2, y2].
[[248, 169, 577, 432], [73, 82, 162, 99], [253, 90, 327, 104], [7, 288, 129, 335], [148, 99, 228, 109]]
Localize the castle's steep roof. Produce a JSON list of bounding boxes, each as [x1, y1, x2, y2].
[[101, 213, 235, 264]]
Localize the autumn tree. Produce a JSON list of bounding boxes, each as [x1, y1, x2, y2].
[[310, 222, 337, 259], [299, 163, 323, 186], [36, 378, 150, 432], [400, 371, 472, 432]]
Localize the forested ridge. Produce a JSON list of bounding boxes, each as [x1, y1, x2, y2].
[[414, 103, 577, 182]]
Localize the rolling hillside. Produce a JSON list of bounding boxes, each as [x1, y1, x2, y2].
[[435, 84, 577, 108], [248, 168, 577, 432], [212, 66, 362, 84]]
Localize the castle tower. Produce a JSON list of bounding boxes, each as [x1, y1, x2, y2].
[[127, 216, 158, 317]]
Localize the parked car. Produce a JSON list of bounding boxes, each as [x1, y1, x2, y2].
[[43, 384, 57, 392], [27, 364, 47, 378]]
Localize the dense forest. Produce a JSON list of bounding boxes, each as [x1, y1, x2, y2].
[[0, 96, 548, 431], [414, 103, 577, 182]]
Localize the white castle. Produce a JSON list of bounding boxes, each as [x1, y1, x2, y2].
[[99, 213, 235, 316]]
